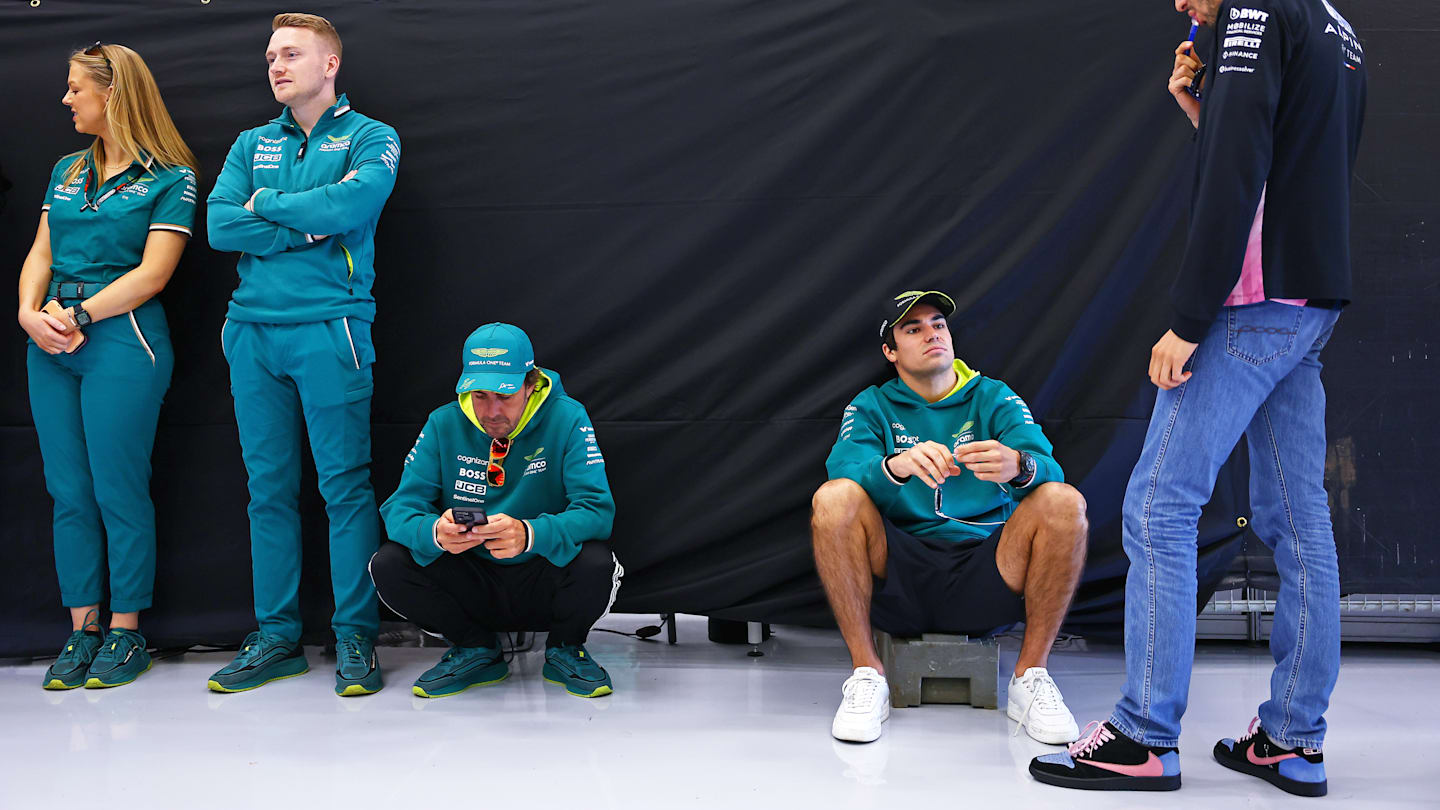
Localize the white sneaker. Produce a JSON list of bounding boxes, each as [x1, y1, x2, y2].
[[831, 667, 890, 742], [1007, 666, 1079, 744]]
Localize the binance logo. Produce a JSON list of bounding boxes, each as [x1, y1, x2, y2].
[[471, 348, 508, 358]]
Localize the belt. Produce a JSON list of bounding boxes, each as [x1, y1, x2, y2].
[[47, 280, 110, 300]]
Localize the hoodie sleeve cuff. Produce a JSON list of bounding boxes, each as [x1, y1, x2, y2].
[[880, 453, 908, 486]]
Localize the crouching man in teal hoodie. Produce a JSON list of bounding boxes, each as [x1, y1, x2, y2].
[[816, 290, 1088, 745], [372, 323, 621, 698]]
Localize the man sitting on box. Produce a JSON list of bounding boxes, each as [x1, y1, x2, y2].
[[814, 290, 1089, 744]]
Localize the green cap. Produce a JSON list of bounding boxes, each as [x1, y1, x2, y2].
[[880, 290, 957, 337], [456, 323, 535, 395]]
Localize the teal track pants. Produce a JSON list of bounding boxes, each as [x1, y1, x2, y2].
[[27, 300, 172, 613], [222, 318, 381, 642]]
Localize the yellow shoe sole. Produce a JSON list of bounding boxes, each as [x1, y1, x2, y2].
[[412, 670, 509, 698], [543, 677, 613, 698], [207, 666, 310, 693], [43, 678, 81, 690], [84, 658, 153, 689], [337, 683, 381, 697]]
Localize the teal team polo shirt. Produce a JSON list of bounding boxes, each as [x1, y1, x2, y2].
[[43, 153, 198, 285]]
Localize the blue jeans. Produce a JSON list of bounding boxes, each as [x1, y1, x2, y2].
[[1110, 302, 1341, 750]]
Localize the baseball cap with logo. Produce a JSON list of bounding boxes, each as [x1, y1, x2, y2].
[[879, 290, 957, 338], [456, 323, 535, 395]]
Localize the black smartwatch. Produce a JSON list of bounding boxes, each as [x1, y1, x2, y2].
[[1010, 450, 1037, 487], [69, 304, 93, 328]]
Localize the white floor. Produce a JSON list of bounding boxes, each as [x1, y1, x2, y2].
[[2, 615, 1436, 809]]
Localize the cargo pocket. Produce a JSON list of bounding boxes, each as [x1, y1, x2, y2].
[[342, 378, 375, 469]]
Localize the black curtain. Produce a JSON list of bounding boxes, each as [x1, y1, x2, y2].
[[2, 1, 1435, 656]]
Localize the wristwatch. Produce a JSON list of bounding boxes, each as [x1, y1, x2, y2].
[[1010, 450, 1037, 487], [67, 304, 93, 328]]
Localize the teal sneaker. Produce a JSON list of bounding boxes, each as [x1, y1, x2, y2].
[[542, 644, 612, 698], [84, 629, 153, 688], [208, 631, 309, 693], [335, 634, 383, 696], [412, 645, 508, 698], [42, 630, 103, 690]]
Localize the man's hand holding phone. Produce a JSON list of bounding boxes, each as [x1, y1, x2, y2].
[[467, 513, 529, 560], [434, 508, 486, 554]]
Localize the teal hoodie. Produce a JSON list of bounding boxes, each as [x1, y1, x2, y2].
[[825, 360, 1063, 543], [380, 369, 616, 568], [207, 94, 400, 324]]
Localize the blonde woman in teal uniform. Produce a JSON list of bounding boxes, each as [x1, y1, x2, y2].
[[17, 43, 198, 689]]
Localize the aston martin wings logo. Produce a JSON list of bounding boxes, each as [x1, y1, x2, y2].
[[471, 348, 508, 358], [326, 133, 355, 142], [952, 421, 975, 441]]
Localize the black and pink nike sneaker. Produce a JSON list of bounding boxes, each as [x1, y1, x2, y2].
[[1029, 720, 1181, 791], [1214, 717, 1327, 797]]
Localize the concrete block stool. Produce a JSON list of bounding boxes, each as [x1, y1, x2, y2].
[[874, 630, 999, 709]]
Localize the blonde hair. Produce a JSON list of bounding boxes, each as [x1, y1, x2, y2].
[[62, 44, 198, 186], [272, 13, 343, 61]]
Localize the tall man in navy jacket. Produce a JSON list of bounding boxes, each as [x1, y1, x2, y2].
[[1031, 0, 1366, 796], [205, 13, 400, 696]]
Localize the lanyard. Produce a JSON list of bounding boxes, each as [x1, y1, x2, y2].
[[80, 162, 142, 212]]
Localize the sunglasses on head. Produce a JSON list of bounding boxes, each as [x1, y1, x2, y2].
[[487, 436, 511, 487], [84, 41, 113, 72]]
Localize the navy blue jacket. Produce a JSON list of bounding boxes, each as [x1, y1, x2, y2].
[[1171, 0, 1367, 342]]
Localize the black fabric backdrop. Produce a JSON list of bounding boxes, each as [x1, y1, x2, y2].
[[2, 1, 1435, 657]]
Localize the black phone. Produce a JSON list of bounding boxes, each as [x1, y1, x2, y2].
[[453, 508, 488, 529]]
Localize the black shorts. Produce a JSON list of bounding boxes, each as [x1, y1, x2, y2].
[[870, 519, 1025, 637]]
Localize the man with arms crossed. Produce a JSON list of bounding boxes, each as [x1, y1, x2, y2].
[[1030, 0, 1365, 795], [814, 290, 1088, 744], [206, 13, 401, 695]]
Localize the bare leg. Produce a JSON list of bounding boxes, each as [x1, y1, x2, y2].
[[995, 482, 1088, 677], [70, 606, 101, 633], [109, 611, 139, 631], [811, 479, 889, 672]]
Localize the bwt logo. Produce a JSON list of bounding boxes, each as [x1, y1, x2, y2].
[[1231, 7, 1269, 21]]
